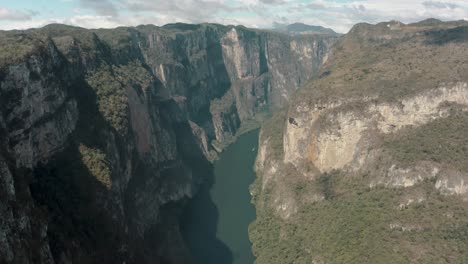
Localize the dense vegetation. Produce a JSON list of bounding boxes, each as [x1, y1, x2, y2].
[[293, 21, 468, 109], [79, 144, 112, 189], [0, 31, 45, 68], [251, 173, 468, 264], [80, 62, 154, 189], [86, 65, 129, 135], [384, 111, 468, 173]]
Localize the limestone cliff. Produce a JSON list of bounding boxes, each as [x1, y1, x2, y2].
[[133, 23, 334, 148], [252, 19, 468, 263], [0, 23, 335, 263]]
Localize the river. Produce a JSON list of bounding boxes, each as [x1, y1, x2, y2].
[[181, 129, 259, 264]]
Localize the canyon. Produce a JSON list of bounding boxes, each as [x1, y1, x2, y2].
[[0, 23, 334, 263], [1, 18, 467, 264]]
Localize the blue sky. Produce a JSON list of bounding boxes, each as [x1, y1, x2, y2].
[[1, 0, 467, 32]]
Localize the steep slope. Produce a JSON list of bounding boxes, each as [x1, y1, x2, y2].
[[0, 23, 335, 263], [251, 20, 468, 263], [99, 23, 335, 151]]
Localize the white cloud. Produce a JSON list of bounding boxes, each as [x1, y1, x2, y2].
[[0, 8, 35, 21], [0, 18, 60, 30], [66, 15, 123, 28], [79, 0, 119, 16], [0, 0, 467, 32]]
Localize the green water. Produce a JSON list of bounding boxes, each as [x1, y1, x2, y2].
[[211, 129, 258, 264], [182, 129, 259, 264]]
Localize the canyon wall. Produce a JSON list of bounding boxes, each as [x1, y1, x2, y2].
[[0, 23, 335, 263], [251, 20, 468, 263]]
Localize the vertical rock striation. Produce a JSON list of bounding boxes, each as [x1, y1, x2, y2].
[[0, 23, 335, 263]]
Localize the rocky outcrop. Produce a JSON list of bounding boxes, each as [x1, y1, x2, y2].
[[0, 23, 335, 263], [285, 83, 468, 178], [251, 20, 468, 264]]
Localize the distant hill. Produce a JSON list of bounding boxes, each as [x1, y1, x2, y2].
[[273, 22, 339, 36]]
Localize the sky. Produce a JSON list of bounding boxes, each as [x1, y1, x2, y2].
[[0, 0, 467, 33]]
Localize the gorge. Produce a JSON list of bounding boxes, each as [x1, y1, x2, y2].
[[0, 22, 333, 263], [1, 18, 468, 264]]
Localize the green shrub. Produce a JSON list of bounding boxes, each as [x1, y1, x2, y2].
[[113, 60, 153, 90], [79, 144, 112, 189], [250, 174, 468, 264], [86, 65, 129, 135], [0, 32, 44, 68], [384, 112, 468, 172]]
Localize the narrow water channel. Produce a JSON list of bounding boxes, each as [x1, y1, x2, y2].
[[181, 129, 259, 264]]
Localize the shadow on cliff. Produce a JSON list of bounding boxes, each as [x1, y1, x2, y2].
[[28, 76, 131, 263], [153, 99, 233, 264], [180, 169, 234, 264], [171, 127, 233, 263], [425, 25, 468, 45]]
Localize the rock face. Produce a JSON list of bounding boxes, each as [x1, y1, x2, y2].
[[136, 24, 334, 147], [285, 83, 468, 176], [0, 23, 335, 263], [252, 20, 468, 264]]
